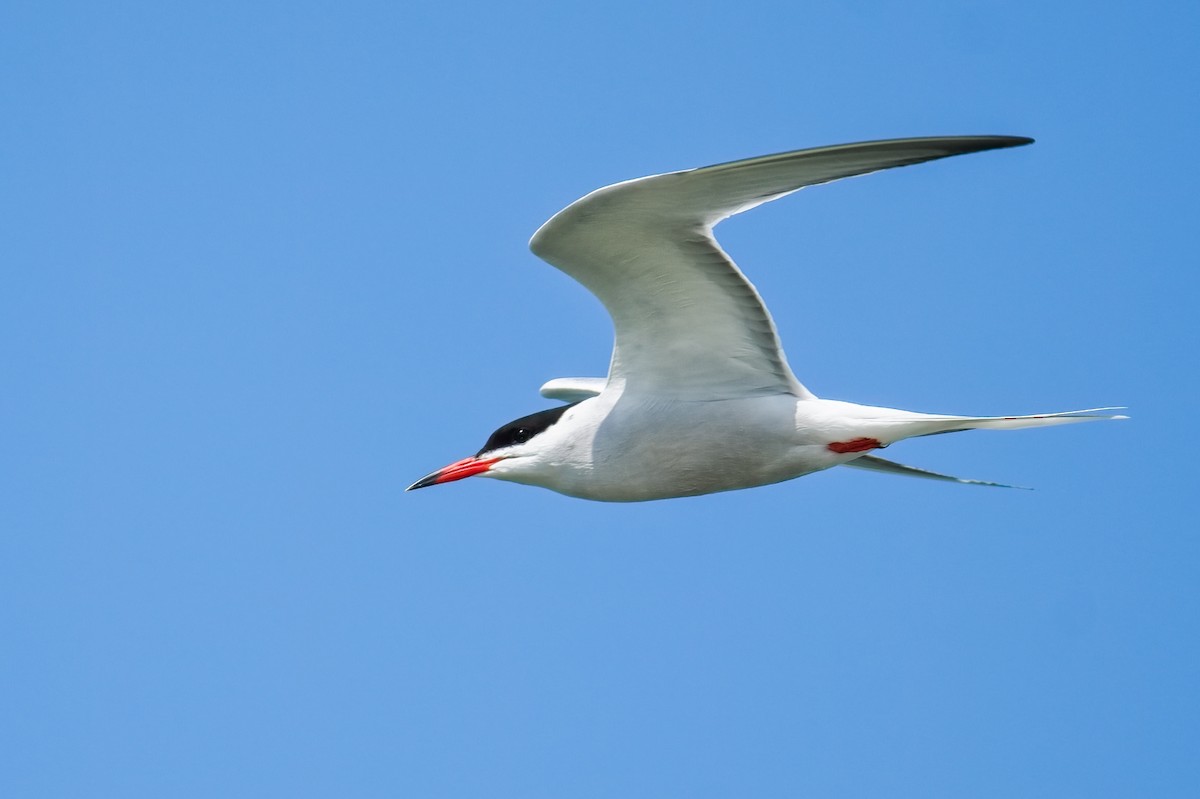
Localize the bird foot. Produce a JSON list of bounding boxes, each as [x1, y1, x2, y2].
[[827, 437, 883, 454]]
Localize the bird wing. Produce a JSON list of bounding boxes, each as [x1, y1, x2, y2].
[[540, 377, 606, 403], [529, 136, 1033, 400]]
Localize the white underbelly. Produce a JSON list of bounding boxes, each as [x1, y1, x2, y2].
[[550, 395, 828, 502]]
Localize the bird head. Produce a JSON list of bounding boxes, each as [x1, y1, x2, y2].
[[407, 402, 580, 492]]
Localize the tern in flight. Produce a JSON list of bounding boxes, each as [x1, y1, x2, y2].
[[409, 136, 1124, 501]]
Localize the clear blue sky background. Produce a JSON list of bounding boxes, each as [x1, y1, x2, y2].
[[2, 2, 1196, 796]]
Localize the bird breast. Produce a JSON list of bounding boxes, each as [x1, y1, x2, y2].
[[546, 393, 823, 501]]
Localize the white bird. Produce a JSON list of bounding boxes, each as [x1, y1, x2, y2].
[[409, 136, 1124, 501]]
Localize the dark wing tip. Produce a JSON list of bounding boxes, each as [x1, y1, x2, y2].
[[987, 134, 1034, 147], [934, 134, 1034, 155]]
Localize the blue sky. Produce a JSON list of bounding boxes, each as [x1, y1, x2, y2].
[[2, 1, 1196, 796]]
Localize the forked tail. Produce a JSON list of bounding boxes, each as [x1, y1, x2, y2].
[[840, 407, 1126, 489], [909, 407, 1128, 436]]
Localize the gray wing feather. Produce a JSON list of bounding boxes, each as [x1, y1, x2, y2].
[[530, 136, 1033, 400]]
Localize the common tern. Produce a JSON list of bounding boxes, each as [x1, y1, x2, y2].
[[409, 136, 1124, 501]]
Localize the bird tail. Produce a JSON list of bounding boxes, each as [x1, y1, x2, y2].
[[834, 407, 1126, 489], [906, 407, 1128, 436]]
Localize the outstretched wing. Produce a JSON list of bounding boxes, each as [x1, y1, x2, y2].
[[530, 136, 1033, 400]]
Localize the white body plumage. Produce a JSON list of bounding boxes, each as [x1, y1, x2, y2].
[[409, 136, 1124, 501]]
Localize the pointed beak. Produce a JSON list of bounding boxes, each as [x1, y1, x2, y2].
[[406, 456, 502, 491]]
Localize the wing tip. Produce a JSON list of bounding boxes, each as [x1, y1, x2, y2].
[[540, 377, 606, 402], [1001, 135, 1035, 146], [943, 134, 1034, 155]]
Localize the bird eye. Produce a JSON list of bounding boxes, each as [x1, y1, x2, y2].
[[478, 403, 580, 457]]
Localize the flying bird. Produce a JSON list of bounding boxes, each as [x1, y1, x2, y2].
[[409, 136, 1124, 501]]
